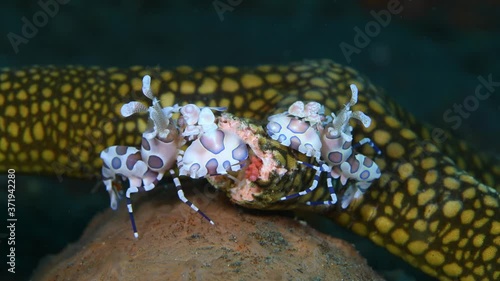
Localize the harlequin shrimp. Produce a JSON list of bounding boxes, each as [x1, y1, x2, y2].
[[100, 75, 215, 238], [268, 84, 382, 208], [266, 100, 323, 159], [177, 104, 249, 179]]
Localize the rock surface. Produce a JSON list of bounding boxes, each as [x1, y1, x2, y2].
[[34, 188, 384, 281]]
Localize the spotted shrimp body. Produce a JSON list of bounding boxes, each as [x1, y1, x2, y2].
[[100, 75, 214, 238], [178, 105, 248, 178], [317, 85, 381, 207], [266, 101, 323, 159], [276, 85, 382, 208], [100, 146, 149, 211]]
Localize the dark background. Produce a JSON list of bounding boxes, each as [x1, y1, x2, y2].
[[1, 1, 499, 280]]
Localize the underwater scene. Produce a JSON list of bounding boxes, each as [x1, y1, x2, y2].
[[0, 1, 499, 280]]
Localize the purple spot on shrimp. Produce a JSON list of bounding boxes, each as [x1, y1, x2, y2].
[[328, 151, 343, 164], [200, 130, 225, 154], [289, 136, 301, 151], [278, 134, 287, 143], [111, 157, 121, 169], [126, 153, 141, 170], [142, 137, 151, 151], [223, 160, 231, 170], [304, 143, 314, 153], [205, 158, 219, 175], [116, 146, 128, 155], [190, 163, 201, 176], [360, 170, 370, 180], [148, 155, 164, 169], [232, 143, 248, 161], [363, 157, 374, 167], [266, 121, 281, 135], [287, 118, 309, 134], [349, 157, 360, 173], [342, 141, 351, 150]]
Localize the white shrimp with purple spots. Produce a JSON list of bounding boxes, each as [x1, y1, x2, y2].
[[100, 146, 149, 211], [178, 106, 248, 178], [266, 101, 323, 159], [100, 75, 214, 238], [274, 85, 382, 208]]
